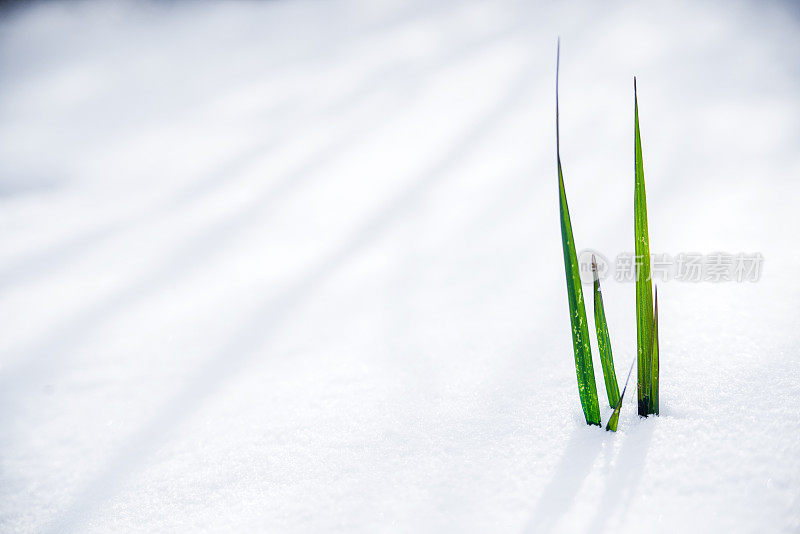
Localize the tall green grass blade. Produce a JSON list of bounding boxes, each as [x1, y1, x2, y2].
[[606, 359, 635, 432], [556, 41, 601, 426], [592, 255, 620, 408], [649, 286, 659, 415], [634, 77, 654, 417]]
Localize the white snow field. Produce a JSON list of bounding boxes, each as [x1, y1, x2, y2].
[[1, 0, 799, 532]]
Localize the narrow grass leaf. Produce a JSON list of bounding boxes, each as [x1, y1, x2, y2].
[[556, 42, 601, 426], [592, 255, 620, 408], [649, 286, 659, 415], [606, 359, 635, 432], [634, 77, 654, 417]]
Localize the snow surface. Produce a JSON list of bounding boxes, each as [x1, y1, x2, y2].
[[1, 1, 799, 532]]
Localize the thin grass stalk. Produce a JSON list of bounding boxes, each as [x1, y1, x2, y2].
[[556, 41, 601, 426], [649, 287, 659, 414], [606, 359, 635, 432], [592, 255, 620, 408]]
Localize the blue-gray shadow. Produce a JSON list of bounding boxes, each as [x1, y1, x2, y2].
[[588, 420, 654, 534], [524, 427, 602, 533]]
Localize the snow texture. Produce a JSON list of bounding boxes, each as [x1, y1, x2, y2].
[[1, 1, 799, 532]]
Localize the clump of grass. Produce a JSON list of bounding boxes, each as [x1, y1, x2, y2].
[[556, 41, 601, 427], [555, 43, 661, 430]]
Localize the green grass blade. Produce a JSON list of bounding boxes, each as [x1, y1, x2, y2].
[[592, 255, 620, 408], [557, 42, 601, 426], [606, 359, 635, 432], [605, 406, 621, 433], [649, 286, 659, 415], [634, 77, 654, 417]]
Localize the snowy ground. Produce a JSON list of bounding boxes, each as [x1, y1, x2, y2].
[[1, 1, 799, 532]]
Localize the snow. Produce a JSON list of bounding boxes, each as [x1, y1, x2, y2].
[[1, 0, 799, 532]]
